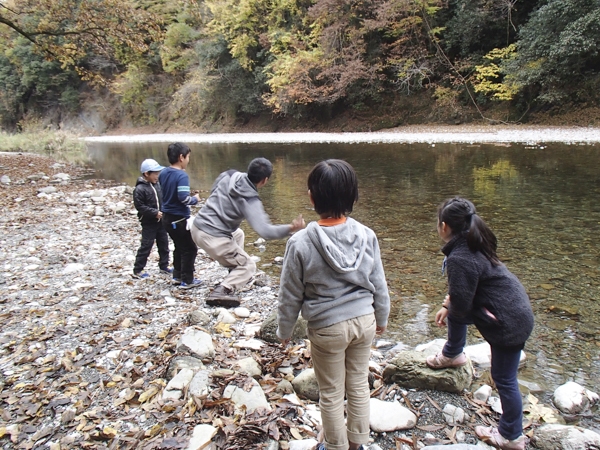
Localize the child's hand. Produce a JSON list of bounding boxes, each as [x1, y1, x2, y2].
[[290, 214, 305, 232], [435, 307, 448, 327], [156, 211, 163, 220], [376, 325, 386, 335], [280, 338, 290, 346]]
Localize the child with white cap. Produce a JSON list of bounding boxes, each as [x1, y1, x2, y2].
[[132, 158, 171, 278]]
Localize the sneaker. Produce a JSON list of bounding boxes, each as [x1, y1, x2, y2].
[[171, 278, 182, 286], [475, 426, 526, 450], [206, 285, 241, 308], [131, 272, 149, 279], [426, 352, 467, 369], [179, 279, 202, 290], [315, 444, 326, 450], [160, 268, 173, 275]]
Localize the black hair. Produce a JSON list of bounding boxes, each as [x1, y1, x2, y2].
[[438, 197, 500, 265], [308, 159, 358, 218], [247, 157, 273, 184], [167, 142, 191, 164]]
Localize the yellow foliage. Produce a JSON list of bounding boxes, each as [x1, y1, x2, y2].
[[473, 44, 520, 101]]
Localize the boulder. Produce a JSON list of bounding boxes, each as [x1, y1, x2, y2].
[[382, 350, 473, 393], [259, 310, 308, 343]]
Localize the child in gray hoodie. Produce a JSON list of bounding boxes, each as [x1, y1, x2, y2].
[[277, 159, 390, 450]]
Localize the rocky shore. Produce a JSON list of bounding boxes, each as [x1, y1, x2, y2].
[[1, 152, 599, 450]]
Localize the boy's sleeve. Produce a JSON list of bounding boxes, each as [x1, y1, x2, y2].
[[370, 235, 390, 328], [133, 186, 159, 219], [276, 239, 305, 340], [176, 172, 198, 206], [243, 198, 290, 240]]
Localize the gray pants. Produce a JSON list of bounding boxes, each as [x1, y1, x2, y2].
[[191, 227, 256, 291]]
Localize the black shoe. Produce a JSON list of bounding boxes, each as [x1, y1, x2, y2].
[[206, 285, 240, 308]]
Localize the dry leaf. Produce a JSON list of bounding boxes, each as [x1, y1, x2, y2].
[[290, 427, 303, 440], [139, 386, 159, 403]]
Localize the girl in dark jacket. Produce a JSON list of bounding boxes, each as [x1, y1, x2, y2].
[[428, 197, 534, 450]]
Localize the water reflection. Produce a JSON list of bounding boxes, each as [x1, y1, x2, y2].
[[86, 140, 600, 394]]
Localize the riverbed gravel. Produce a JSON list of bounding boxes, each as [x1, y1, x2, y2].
[[0, 151, 578, 449]]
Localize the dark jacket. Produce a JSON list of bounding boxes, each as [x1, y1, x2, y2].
[[133, 177, 163, 225], [443, 234, 534, 348]]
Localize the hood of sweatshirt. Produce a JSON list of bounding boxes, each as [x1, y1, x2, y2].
[[228, 171, 259, 200], [306, 218, 368, 273]]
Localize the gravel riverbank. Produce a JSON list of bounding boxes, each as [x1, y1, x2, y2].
[[0, 151, 591, 449]]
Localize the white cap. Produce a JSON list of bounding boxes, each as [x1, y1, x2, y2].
[[140, 159, 165, 173]]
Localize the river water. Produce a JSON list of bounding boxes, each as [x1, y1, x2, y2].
[[85, 131, 600, 395]]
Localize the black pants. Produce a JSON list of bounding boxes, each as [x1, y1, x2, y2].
[[162, 213, 197, 284], [133, 221, 170, 274]]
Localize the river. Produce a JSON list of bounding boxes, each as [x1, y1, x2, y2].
[[84, 128, 600, 395]]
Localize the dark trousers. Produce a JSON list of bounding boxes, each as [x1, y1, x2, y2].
[[443, 317, 524, 440], [162, 213, 197, 284], [133, 221, 169, 274]]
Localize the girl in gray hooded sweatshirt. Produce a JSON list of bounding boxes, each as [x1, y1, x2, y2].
[[277, 160, 390, 450]]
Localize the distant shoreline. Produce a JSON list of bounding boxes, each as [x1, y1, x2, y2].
[[83, 125, 600, 144]]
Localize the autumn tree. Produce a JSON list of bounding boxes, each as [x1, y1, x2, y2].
[[0, 0, 163, 82]]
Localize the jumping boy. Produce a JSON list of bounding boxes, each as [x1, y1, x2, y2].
[[159, 143, 201, 289], [132, 158, 170, 278]]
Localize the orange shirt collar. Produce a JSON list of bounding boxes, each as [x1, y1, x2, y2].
[[317, 217, 347, 227]]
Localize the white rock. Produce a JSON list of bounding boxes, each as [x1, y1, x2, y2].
[[235, 357, 262, 378], [234, 307, 251, 318], [62, 263, 85, 274], [442, 403, 466, 425], [474, 384, 493, 402], [189, 370, 211, 398], [223, 378, 271, 413], [233, 338, 264, 350], [488, 396, 503, 414], [166, 368, 195, 391], [187, 424, 217, 450], [217, 309, 237, 324], [369, 398, 417, 432], [162, 389, 182, 401], [243, 324, 262, 337], [288, 439, 318, 450], [130, 338, 149, 348], [177, 328, 215, 360], [553, 381, 599, 414]]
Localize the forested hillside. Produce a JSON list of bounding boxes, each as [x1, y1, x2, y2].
[[1, 0, 599, 132]]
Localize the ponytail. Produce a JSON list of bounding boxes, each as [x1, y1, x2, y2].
[[438, 197, 500, 265]]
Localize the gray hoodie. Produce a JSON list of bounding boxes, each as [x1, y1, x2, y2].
[[193, 170, 290, 239], [276, 218, 390, 340]]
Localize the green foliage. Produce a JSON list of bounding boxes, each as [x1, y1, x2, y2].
[[161, 22, 201, 73], [170, 38, 266, 125], [0, 37, 81, 128], [508, 0, 600, 104]]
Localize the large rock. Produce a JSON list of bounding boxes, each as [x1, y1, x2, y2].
[[553, 381, 599, 415], [291, 368, 320, 401], [369, 398, 417, 432], [176, 328, 215, 361], [382, 350, 473, 393], [223, 378, 271, 414], [531, 424, 600, 449], [259, 310, 308, 343]]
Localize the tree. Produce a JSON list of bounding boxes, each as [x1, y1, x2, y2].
[[0, 0, 163, 81], [507, 0, 600, 104]]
